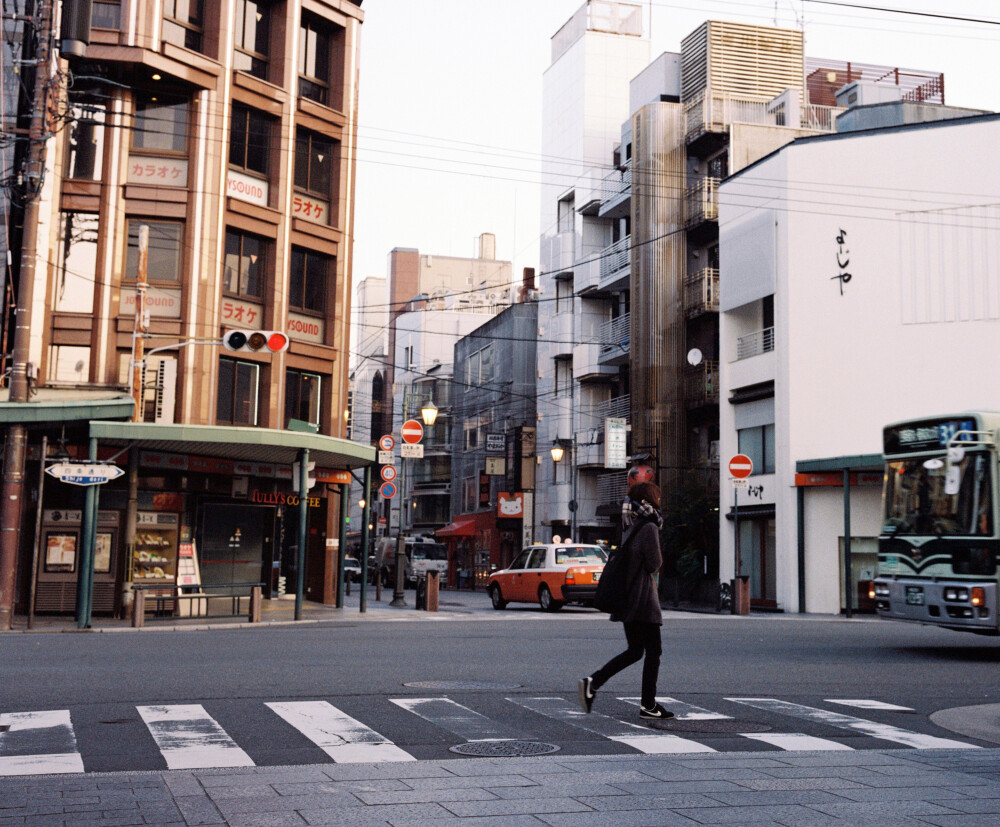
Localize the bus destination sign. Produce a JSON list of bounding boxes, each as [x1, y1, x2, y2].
[[884, 417, 975, 454]]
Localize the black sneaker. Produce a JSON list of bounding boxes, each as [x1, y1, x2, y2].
[[577, 677, 595, 714], [639, 703, 674, 720]]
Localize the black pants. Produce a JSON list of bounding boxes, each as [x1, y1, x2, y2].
[[590, 621, 662, 709]]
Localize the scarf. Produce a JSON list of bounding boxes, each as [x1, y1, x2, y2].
[[621, 497, 663, 529]]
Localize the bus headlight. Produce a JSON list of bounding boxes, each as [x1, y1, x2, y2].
[[873, 583, 890, 597], [944, 587, 969, 602]]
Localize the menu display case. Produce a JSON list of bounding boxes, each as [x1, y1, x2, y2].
[[132, 512, 179, 584]]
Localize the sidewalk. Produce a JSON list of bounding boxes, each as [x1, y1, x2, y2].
[[3, 747, 999, 826]]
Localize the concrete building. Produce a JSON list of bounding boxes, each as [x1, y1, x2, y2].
[[1, 0, 370, 620], [536, 1, 650, 544], [719, 103, 999, 614], [442, 300, 539, 587]]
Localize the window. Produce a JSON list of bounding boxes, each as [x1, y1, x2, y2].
[[294, 130, 333, 196], [234, 0, 270, 79], [298, 15, 330, 104], [223, 230, 266, 299], [163, 0, 203, 52], [554, 358, 572, 397], [229, 105, 270, 176], [125, 220, 182, 282], [289, 247, 329, 313], [133, 94, 187, 153], [66, 102, 105, 179], [464, 345, 493, 389], [737, 423, 775, 475], [56, 212, 98, 313], [285, 369, 322, 428], [558, 196, 574, 233], [92, 0, 121, 28], [218, 358, 260, 425], [462, 477, 477, 513], [48, 346, 91, 383], [465, 350, 480, 390]]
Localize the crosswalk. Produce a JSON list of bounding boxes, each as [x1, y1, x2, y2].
[[0, 695, 980, 777]]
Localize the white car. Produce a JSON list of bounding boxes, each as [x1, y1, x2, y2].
[[343, 556, 362, 583]]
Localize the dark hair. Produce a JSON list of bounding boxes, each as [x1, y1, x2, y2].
[[628, 481, 661, 508]]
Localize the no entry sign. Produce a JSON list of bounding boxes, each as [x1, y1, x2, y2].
[[401, 419, 424, 444], [729, 454, 754, 479]]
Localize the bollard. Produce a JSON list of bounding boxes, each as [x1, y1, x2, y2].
[[249, 586, 262, 623], [732, 576, 751, 615], [132, 590, 145, 628], [426, 570, 439, 612]]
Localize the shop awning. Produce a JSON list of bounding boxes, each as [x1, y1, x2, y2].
[[87, 421, 375, 470], [435, 516, 477, 537], [0, 390, 134, 424]]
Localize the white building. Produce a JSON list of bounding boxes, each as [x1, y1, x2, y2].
[[719, 103, 1000, 614], [537, 1, 649, 542]]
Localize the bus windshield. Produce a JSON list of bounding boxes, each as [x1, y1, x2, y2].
[[883, 452, 994, 537], [411, 543, 447, 561]]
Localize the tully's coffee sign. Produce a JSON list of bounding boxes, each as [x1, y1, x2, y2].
[[249, 490, 322, 508]]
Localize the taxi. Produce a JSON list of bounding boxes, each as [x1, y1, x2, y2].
[[487, 542, 607, 612]]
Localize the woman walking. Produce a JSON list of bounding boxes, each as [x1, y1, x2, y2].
[[578, 478, 673, 720]]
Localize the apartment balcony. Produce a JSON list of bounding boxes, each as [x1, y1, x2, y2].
[[684, 268, 719, 318], [598, 162, 631, 219], [685, 178, 719, 230], [598, 394, 631, 423], [684, 360, 719, 409], [549, 311, 574, 358], [575, 436, 605, 469], [684, 89, 842, 149], [598, 313, 630, 366], [736, 326, 775, 360], [573, 343, 618, 383], [548, 404, 573, 442], [574, 253, 601, 295], [597, 470, 629, 510], [598, 235, 631, 292], [542, 230, 576, 275], [576, 167, 607, 216]]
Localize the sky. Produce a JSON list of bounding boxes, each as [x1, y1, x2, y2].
[[350, 0, 1000, 309]]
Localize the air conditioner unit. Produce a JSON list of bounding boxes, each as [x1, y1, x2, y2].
[[526, 289, 540, 301], [153, 358, 177, 424], [708, 440, 720, 465]]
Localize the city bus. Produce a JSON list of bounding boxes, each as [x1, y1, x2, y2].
[[873, 412, 999, 634]]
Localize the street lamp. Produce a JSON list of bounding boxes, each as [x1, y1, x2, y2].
[[550, 438, 577, 541], [421, 400, 438, 426]]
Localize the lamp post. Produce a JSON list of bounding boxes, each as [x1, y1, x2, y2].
[[550, 437, 577, 541]]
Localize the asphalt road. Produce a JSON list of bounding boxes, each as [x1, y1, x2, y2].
[[4, 608, 1000, 771]]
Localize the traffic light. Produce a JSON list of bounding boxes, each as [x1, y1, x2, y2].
[[292, 460, 316, 492], [222, 330, 290, 353]]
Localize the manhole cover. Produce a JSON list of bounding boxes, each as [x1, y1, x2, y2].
[[404, 680, 522, 691], [449, 740, 560, 757], [645, 719, 772, 734]]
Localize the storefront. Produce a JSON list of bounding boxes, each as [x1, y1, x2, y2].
[[436, 493, 528, 588], [2, 395, 374, 624]]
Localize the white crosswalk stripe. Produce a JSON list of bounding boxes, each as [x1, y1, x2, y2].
[[617, 697, 733, 720], [267, 701, 414, 763], [825, 699, 915, 712], [741, 733, 854, 751], [136, 704, 255, 769], [726, 698, 979, 750], [0, 710, 84, 776], [508, 697, 715, 754]]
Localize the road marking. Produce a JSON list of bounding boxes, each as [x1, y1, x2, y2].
[[136, 705, 255, 769], [618, 697, 733, 720], [726, 698, 979, 750], [825, 699, 915, 712], [741, 732, 854, 751], [0, 710, 84, 776], [508, 697, 715, 754], [267, 701, 414, 763], [390, 697, 520, 742]]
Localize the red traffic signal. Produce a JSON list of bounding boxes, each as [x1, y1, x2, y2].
[[222, 330, 290, 353]]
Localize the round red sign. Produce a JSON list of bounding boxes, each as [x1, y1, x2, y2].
[[379, 434, 395, 451], [401, 419, 424, 444], [729, 454, 754, 479], [380, 465, 397, 482]]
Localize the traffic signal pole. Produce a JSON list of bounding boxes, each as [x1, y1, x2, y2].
[[294, 448, 309, 621]]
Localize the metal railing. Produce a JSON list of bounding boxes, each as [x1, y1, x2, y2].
[[736, 326, 775, 360], [685, 268, 719, 317], [685, 89, 842, 141], [132, 583, 262, 626], [684, 361, 720, 407], [601, 162, 631, 201], [597, 471, 629, 506], [599, 313, 630, 353], [599, 235, 631, 280], [685, 178, 719, 227]]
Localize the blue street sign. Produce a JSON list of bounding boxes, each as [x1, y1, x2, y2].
[[379, 481, 397, 499]]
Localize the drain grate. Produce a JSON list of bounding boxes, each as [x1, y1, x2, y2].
[[646, 719, 772, 734], [404, 680, 522, 691], [449, 740, 560, 757]]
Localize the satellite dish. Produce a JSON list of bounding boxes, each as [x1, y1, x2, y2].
[[687, 348, 703, 366]]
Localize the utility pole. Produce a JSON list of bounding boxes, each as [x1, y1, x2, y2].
[[0, 0, 53, 630]]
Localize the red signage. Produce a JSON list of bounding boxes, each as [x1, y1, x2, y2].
[[379, 434, 395, 451], [729, 454, 754, 479], [381, 465, 397, 482], [497, 492, 523, 519], [401, 420, 424, 444]]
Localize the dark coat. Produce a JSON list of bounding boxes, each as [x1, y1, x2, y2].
[[610, 518, 663, 625]]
